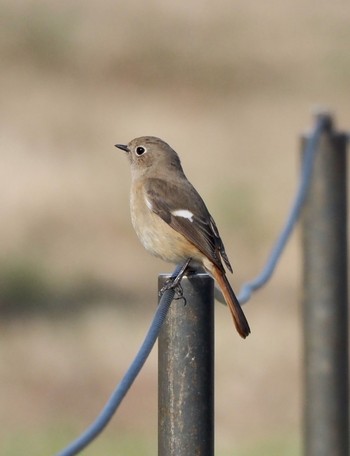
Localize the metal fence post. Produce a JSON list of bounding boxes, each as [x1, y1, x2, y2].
[[301, 113, 349, 456], [158, 272, 214, 456]]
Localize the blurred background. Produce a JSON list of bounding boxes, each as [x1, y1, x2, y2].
[[1, 0, 349, 454]]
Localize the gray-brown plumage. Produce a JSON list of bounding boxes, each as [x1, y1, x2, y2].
[[116, 136, 250, 338]]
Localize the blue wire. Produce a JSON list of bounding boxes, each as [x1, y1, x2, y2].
[[56, 116, 329, 455], [238, 116, 328, 304], [56, 265, 182, 456]]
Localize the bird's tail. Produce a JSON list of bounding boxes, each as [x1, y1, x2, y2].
[[210, 264, 251, 338]]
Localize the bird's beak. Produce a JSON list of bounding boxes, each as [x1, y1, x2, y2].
[[115, 144, 130, 153]]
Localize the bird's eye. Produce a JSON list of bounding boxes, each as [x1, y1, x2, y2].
[[135, 146, 147, 156]]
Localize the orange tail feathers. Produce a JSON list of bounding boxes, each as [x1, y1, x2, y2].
[[210, 264, 251, 338]]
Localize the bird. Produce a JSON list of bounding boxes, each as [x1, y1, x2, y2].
[[115, 136, 250, 338]]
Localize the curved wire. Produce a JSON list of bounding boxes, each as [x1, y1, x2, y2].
[[56, 264, 183, 456], [238, 115, 328, 304], [56, 115, 329, 455]]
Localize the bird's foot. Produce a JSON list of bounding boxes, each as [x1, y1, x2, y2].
[[159, 258, 192, 305]]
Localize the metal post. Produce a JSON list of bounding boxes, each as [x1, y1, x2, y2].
[[158, 272, 214, 456], [302, 113, 349, 456]]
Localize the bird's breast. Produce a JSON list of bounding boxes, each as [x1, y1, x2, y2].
[[129, 180, 202, 264]]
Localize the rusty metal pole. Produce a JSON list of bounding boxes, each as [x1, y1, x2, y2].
[[158, 272, 214, 456], [301, 113, 349, 456]]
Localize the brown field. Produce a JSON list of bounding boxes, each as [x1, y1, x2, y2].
[[0, 0, 349, 454]]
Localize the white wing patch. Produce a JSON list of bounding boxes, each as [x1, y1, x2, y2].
[[144, 195, 153, 211], [171, 209, 194, 222]]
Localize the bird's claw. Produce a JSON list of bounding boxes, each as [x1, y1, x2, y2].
[[159, 258, 192, 306], [159, 279, 187, 305]]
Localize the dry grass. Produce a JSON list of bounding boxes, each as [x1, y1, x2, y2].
[[0, 0, 349, 454]]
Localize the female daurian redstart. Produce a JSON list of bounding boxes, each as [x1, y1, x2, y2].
[[116, 136, 250, 338]]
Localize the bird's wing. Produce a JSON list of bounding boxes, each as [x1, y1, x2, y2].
[[144, 178, 232, 273]]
